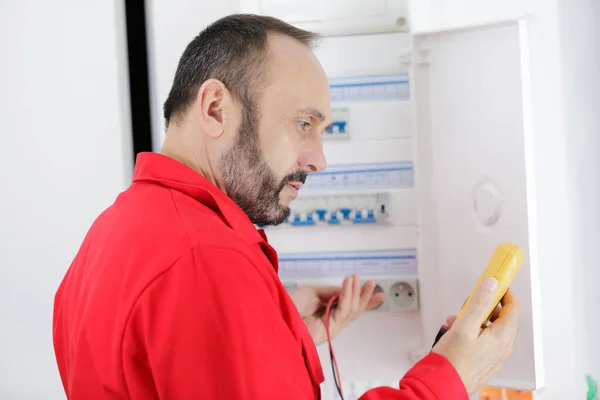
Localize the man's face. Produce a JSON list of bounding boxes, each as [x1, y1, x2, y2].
[[219, 34, 332, 227]]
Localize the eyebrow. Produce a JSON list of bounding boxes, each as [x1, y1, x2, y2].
[[297, 107, 326, 122]]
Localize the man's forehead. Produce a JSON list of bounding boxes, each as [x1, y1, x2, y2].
[[265, 34, 328, 82], [263, 34, 331, 118]]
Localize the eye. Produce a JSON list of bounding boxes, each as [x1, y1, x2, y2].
[[297, 120, 312, 131]]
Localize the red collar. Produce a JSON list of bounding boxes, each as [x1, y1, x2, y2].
[[132, 152, 265, 245]]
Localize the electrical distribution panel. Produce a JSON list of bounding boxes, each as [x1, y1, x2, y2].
[[244, 2, 543, 395]]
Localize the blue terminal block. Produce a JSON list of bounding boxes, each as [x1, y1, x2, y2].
[[290, 213, 317, 227], [353, 209, 377, 224], [328, 211, 341, 225], [366, 209, 377, 223], [353, 210, 363, 223], [340, 208, 352, 220], [285, 208, 379, 227], [326, 120, 347, 134], [291, 213, 302, 226], [315, 209, 328, 221]]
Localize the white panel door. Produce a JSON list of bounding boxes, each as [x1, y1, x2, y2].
[[413, 20, 544, 390]]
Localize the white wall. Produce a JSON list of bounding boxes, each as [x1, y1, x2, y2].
[[559, 0, 600, 387], [0, 1, 133, 398], [407, 0, 586, 398], [145, 0, 242, 151]]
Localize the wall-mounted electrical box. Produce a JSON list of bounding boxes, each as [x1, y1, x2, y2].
[[236, 0, 546, 394], [262, 17, 543, 397]]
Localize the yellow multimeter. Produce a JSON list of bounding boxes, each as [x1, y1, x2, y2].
[[432, 241, 524, 348], [456, 241, 524, 325]]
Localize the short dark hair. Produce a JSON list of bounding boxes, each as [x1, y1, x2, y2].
[[163, 14, 319, 128]]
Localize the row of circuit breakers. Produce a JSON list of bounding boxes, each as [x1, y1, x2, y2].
[[263, 161, 413, 228]]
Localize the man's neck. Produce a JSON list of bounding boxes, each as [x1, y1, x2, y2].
[[160, 133, 226, 195]]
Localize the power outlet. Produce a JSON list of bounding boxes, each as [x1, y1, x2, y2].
[[388, 281, 418, 311], [361, 276, 419, 312]]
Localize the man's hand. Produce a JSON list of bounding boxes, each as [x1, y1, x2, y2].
[[432, 277, 521, 396], [288, 274, 386, 345]]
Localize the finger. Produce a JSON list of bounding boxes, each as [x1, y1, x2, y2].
[[366, 282, 386, 311], [367, 292, 386, 310], [359, 280, 385, 312], [315, 286, 342, 302], [446, 315, 457, 328], [452, 277, 500, 336], [500, 288, 518, 308], [351, 274, 361, 312], [366, 281, 386, 310], [359, 280, 376, 310], [489, 289, 521, 335], [332, 275, 353, 322], [488, 303, 502, 323]]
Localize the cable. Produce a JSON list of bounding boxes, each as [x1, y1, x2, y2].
[[329, 340, 342, 399], [324, 294, 344, 400], [325, 296, 343, 399]]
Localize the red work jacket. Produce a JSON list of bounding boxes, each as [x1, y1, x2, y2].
[[53, 152, 468, 399]]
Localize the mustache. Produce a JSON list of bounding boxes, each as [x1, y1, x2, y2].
[[281, 170, 307, 186]]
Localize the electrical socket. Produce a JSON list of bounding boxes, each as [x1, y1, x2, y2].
[[388, 281, 417, 311], [363, 276, 419, 312], [282, 276, 419, 312]]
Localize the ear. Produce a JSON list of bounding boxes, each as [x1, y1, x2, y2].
[[194, 79, 231, 138]]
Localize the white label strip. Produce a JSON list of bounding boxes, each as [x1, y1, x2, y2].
[[278, 249, 417, 279], [303, 161, 414, 191], [329, 73, 410, 102]]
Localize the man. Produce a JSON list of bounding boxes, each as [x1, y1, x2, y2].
[[53, 14, 520, 399]]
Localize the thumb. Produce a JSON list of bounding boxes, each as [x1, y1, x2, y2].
[[453, 277, 499, 336]]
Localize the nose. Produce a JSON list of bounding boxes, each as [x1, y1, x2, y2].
[[298, 141, 327, 173]]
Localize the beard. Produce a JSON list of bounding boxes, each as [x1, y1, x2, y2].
[[218, 105, 307, 227]]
